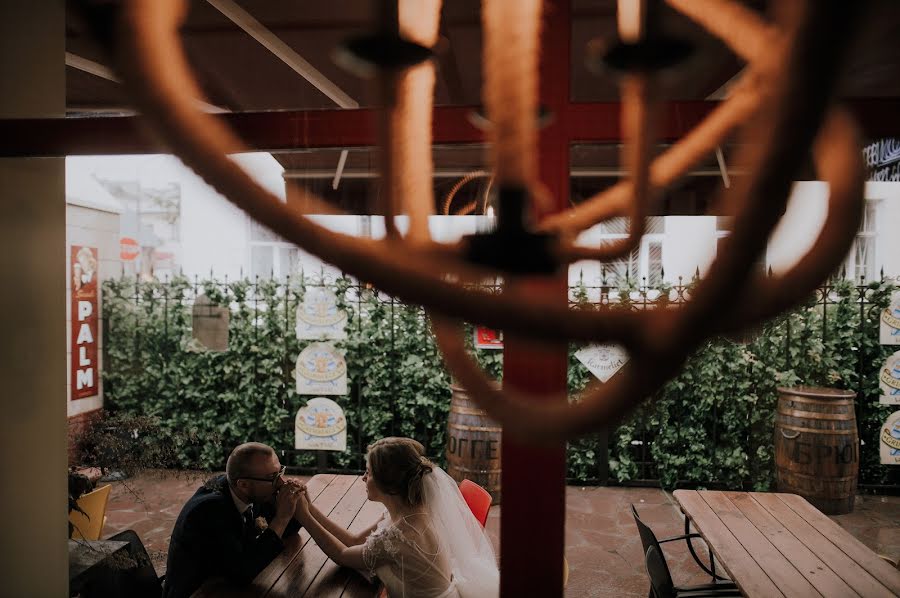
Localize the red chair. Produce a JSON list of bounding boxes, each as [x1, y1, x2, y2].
[[459, 479, 492, 527]]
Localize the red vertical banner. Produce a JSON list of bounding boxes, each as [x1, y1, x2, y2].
[[70, 246, 99, 400]]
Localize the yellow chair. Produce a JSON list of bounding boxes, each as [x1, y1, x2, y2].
[[69, 484, 111, 540]]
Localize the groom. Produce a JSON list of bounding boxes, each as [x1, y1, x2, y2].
[[162, 442, 306, 598]]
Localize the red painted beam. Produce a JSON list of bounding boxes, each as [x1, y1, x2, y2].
[[3, 99, 896, 157], [0, 105, 484, 157], [565, 101, 717, 142]]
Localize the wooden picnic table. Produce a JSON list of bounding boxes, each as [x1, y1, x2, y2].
[[673, 490, 900, 598], [194, 474, 383, 598]]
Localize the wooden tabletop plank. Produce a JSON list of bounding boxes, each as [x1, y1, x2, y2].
[[310, 499, 385, 598], [268, 475, 367, 598], [340, 501, 385, 598], [673, 490, 785, 598], [192, 475, 339, 598], [777, 493, 900, 597], [249, 475, 337, 592], [725, 492, 860, 598], [700, 492, 821, 597], [751, 493, 895, 598], [306, 478, 374, 598]]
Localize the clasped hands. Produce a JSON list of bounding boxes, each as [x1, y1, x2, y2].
[[274, 478, 312, 523]]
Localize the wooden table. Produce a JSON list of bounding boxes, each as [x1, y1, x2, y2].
[[69, 539, 130, 594], [673, 490, 900, 598], [194, 474, 383, 598]]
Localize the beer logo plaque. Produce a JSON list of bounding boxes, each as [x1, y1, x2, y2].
[[295, 397, 347, 451], [295, 342, 347, 395]]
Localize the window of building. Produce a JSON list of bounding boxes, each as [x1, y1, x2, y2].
[[248, 219, 300, 280], [600, 217, 665, 287], [846, 199, 879, 283]]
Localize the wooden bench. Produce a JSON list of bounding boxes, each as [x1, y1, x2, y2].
[[673, 490, 900, 598], [194, 474, 382, 597]]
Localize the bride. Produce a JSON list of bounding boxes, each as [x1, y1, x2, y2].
[[295, 437, 499, 597]]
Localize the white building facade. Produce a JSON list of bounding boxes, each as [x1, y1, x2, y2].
[[67, 154, 900, 289]]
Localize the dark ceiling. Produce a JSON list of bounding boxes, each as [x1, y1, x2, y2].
[[63, 0, 900, 215]]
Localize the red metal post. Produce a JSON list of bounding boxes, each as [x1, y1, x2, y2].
[[500, 1, 570, 596]]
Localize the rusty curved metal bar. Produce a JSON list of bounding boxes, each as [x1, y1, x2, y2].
[[108, 0, 864, 441], [431, 102, 863, 441], [720, 107, 865, 330], [543, 82, 764, 240], [430, 2, 864, 441], [442, 170, 489, 215], [542, 0, 780, 239], [116, 0, 659, 348], [563, 74, 654, 263]]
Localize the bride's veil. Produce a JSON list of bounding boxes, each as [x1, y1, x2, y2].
[[423, 467, 499, 597]]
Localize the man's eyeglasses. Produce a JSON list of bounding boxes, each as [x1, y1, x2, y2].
[[238, 465, 286, 486]]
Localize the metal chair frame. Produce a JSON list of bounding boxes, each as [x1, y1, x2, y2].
[[645, 545, 743, 598], [632, 504, 736, 589]]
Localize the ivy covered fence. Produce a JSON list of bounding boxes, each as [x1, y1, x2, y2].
[[101, 274, 899, 492]]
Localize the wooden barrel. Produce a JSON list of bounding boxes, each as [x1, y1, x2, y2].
[[446, 385, 502, 504], [774, 386, 859, 515]]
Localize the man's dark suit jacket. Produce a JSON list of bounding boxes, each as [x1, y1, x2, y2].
[[162, 474, 301, 598]]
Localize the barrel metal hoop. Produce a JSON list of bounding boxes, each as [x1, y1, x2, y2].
[[776, 408, 856, 421], [447, 422, 503, 433], [776, 470, 857, 482], [775, 423, 858, 435], [780, 395, 855, 406], [450, 406, 490, 416]]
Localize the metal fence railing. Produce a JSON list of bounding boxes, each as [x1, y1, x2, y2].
[[103, 271, 898, 492]]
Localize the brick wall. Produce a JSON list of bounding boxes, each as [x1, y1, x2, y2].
[[67, 408, 101, 466]]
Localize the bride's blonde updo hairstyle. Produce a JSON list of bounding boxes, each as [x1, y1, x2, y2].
[[367, 437, 434, 507]]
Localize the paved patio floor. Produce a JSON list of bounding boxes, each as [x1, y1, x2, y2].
[[102, 471, 900, 597]]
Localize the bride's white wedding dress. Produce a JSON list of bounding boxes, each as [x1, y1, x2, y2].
[[361, 467, 499, 598]]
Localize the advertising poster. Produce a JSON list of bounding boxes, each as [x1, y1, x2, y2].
[[71, 246, 99, 400], [296, 287, 347, 340], [474, 327, 503, 350], [880, 291, 900, 345], [295, 342, 348, 395], [880, 410, 900, 465], [880, 351, 900, 405], [575, 343, 629, 383], [295, 397, 347, 451]]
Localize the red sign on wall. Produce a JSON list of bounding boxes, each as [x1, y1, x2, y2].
[[474, 327, 504, 350], [71, 246, 99, 400]]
